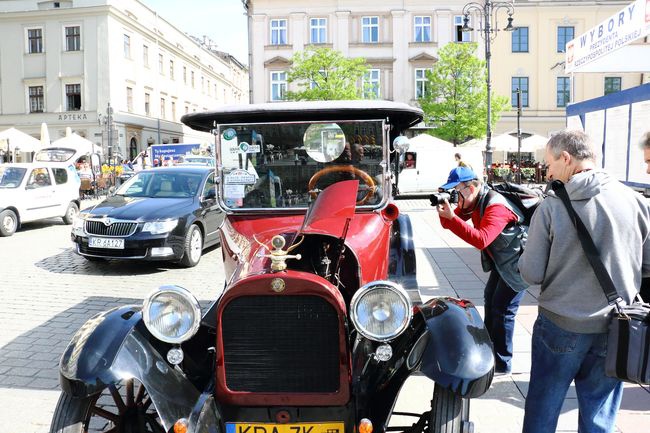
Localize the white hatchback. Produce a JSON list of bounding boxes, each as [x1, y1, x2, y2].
[[0, 163, 81, 236]]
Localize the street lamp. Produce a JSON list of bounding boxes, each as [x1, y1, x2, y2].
[[461, 0, 515, 178]]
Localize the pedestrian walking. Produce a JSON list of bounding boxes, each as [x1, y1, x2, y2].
[[519, 130, 650, 433], [435, 166, 528, 374]]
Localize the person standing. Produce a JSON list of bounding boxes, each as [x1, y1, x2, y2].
[[519, 130, 650, 433], [641, 131, 650, 174], [455, 152, 468, 167], [435, 166, 528, 374]]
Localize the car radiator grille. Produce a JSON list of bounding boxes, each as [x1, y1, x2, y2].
[[85, 220, 138, 237], [221, 295, 341, 393]]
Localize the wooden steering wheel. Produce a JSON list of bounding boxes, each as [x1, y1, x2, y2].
[[308, 165, 376, 205]]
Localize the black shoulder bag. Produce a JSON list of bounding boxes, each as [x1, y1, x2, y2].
[[552, 180, 650, 384]]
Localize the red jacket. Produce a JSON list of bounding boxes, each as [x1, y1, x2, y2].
[[440, 202, 518, 250]]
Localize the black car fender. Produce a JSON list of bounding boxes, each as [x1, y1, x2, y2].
[[59, 305, 211, 432], [388, 214, 417, 290], [416, 297, 494, 398]]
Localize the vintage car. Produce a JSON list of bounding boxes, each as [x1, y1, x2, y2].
[[51, 101, 494, 433]]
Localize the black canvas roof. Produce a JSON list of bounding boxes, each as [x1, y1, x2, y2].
[[181, 100, 423, 132]]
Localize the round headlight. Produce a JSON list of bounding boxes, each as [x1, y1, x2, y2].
[[350, 281, 412, 342], [143, 285, 201, 344]]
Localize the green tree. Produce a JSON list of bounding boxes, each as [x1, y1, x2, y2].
[[285, 47, 369, 100], [418, 42, 508, 145]]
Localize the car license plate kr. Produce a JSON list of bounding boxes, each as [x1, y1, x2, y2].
[[226, 422, 344, 433], [88, 237, 125, 249]]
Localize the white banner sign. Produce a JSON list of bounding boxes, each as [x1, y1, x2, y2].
[[565, 0, 650, 73]]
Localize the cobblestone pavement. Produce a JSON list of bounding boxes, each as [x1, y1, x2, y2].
[[0, 199, 648, 432]]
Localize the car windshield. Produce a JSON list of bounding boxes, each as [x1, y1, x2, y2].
[[115, 170, 203, 198], [218, 120, 386, 210], [0, 167, 27, 188], [34, 148, 76, 162]]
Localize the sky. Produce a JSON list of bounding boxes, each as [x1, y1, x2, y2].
[[140, 0, 249, 64]]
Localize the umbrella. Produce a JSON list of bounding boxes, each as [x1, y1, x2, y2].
[[0, 127, 42, 153], [40, 123, 50, 150], [51, 132, 102, 154]]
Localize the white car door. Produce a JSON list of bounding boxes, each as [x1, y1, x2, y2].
[[21, 167, 58, 222]]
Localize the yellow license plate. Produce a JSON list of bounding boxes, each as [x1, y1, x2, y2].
[[226, 422, 345, 433]]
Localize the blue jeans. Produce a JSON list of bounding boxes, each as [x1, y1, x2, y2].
[[523, 313, 623, 433], [484, 271, 525, 373]]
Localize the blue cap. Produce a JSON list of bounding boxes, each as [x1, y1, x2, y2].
[[439, 166, 478, 190]]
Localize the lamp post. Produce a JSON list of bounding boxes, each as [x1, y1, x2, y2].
[[461, 0, 515, 179]]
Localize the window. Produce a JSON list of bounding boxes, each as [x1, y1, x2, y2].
[[191, 71, 195, 88], [511, 77, 529, 107], [454, 16, 471, 42], [604, 77, 621, 95], [28, 86, 44, 113], [160, 98, 166, 118], [415, 68, 430, 99], [270, 19, 287, 45], [556, 77, 570, 107], [557, 26, 574, 53], [65, 84, 81, 111], [183, 66, 187, 84], [144, 93, 150, 116], [159, 54, 164, 74], [201, 76, 205, 93], [52, 168, 68, 185], [123, 34, 131, 58], [363, 69, 381, 99], [270, 71, 287, 101], [169, 60, 174, 80], [126, 87, 133, 112], [65, 26, 80, 51], [362, 16, 379, 43], [310, 18, 327, 44], [512, 27, 529, 52], [27, 28, 43, 53], [143, 45, 149, 67], [414, 16, 431, 43], [171, 101, 176, 121]]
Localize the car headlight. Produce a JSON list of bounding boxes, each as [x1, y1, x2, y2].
[[350, 281, 412, 342], [142, 219, 178, 234], [72, 212, 89, 231], [143, 285, 201, 344]]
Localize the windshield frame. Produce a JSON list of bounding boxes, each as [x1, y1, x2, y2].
[[215, 118, 390, 214]]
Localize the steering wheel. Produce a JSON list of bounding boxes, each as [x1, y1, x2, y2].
[[308, 165, 376, 205]]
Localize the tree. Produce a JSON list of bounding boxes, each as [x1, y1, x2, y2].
[[418, 42, 508, 145], [285, 47, 369, 100]]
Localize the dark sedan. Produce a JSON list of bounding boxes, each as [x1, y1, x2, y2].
[[71, 166, 222, 267]]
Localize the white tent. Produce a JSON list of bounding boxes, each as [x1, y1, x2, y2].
[[50, 132, 102, 155], [0, 127, 42, 153]]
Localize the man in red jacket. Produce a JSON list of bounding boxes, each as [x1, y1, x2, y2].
[[435, 166, 528, 374]]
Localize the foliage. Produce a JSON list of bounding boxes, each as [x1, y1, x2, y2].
[[285, 47, 369, 100], [418, 42, 509, 145]]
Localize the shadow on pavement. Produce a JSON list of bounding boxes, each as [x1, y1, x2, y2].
[[34, 245, 220, 276]]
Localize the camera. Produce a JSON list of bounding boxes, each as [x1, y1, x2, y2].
[[429, 190, 459, 206]]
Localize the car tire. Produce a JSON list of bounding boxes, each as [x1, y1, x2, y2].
[[429, 383, 472, 433], [62, 202, 79, 225], [0, 209, 18, 237], [180, 224, 203, 267]]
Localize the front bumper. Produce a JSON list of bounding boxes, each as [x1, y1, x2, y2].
[[71, 231, 185, 260]]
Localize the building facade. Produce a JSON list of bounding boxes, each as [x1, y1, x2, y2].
[[245, 0, 647, 137], [0, 0, 248, 161]]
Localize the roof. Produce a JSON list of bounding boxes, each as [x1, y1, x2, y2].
[[181, 100, 424, 132]]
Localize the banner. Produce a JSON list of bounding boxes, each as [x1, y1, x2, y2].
[[565, 0, 650, 73]]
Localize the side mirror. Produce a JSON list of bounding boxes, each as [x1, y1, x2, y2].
[[393, 135, 410, 154], [107, 186, 116, 196]]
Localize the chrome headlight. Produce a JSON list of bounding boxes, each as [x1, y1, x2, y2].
[[142, 219, 178, 234], [350, 281, 412, 342], [72, 212, 89, 232], [143, 285, 201, 344]]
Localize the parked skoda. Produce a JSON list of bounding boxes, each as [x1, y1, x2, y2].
[[71, 166, 222, 267], [0, 162, 80, 236]]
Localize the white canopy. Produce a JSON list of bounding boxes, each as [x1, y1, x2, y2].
[[50, 132, 102, 154], [408, 133, 454, 149], [464, 133, 546, 153], [0, 127, 42, 153]]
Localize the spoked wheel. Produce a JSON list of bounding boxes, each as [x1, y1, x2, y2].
[[429, 383, 472, 433], [50, 379, 164, 433]]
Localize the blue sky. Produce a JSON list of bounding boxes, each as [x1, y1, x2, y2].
[[140, 0, 248, 64]]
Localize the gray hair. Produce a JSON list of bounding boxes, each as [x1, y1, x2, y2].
[[640, 131, 650, 149], [547, 130, 596, 162]]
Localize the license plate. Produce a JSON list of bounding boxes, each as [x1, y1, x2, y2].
[[226, 422, 345, 433], [88, 237, 125, 249]]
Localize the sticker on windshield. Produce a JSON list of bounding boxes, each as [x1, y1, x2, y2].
[[225, 169, 257, 185], [222, 128, 237, 141], [230, 141, 260, 154], [224, 184, 245, 198]]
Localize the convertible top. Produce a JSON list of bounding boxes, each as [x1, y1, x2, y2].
[[181, 100, 423, 132]]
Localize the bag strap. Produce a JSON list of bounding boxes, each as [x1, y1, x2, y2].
[[551, 180, 622, 307]]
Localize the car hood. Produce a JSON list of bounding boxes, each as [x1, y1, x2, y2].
[[84, 195, 195, 221]]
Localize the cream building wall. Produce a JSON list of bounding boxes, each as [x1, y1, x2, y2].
[[246, 0, 648, 138], [0, 0, 248, 161]]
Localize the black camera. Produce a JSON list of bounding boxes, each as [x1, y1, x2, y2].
[[429, 190, 459, 206]]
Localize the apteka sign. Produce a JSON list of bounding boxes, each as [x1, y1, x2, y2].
[[565, 0, 650, 73]]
